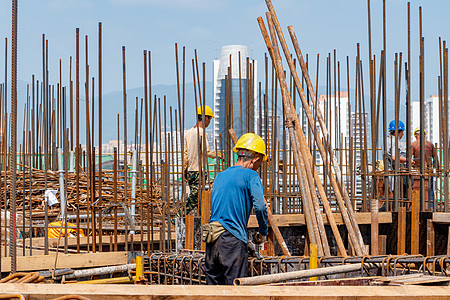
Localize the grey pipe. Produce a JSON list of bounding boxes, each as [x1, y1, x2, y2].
[[66, 212, 127, 220], [233, 263, 380, 286], [64, 263, 136, 279], [58, 148, 66, 219], [130, 149, 137, 234], [69, 150, 75, 173]]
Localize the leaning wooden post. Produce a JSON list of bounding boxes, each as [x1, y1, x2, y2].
[[397, 206, 406, 254], [200, 190, 212, 251], [411, 190, 420, 255], [371, 197, 379, 255], [426, 219, 435, 257], [184, 215, 195, 250]]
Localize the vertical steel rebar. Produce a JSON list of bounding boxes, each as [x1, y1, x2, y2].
[[98, 21, 103, 252], [9, 0, 18, 273]]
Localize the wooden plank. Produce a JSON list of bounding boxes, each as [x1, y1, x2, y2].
[[427, 219, 435, 257], [18, 231, 170, 249], [378, 235, 387, 255], [184, 215, 195, 250], [411, 190, 420, 255], [397, 206, 406, 255], [402, 277, 450, 285], [371, 198, 379, 255], [448, 225, 450, 255], [1, 251, 128, 273], [376, 274, 423, 282], [432, 212, 450, 224], [261, 228, 275, 257], [267, 229, 275, 256], [1, 283, 450, 299], [377, 274, 450, 285], [200, 190, 212, 251], [247, 212, 392, 228]]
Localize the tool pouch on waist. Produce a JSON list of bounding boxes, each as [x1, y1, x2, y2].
[[201, 221, 225, 243]]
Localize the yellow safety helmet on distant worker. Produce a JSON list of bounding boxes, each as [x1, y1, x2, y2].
[[197, 105, 214, 118], [414, 127, 427, 135], [233, 133, 267, 161]]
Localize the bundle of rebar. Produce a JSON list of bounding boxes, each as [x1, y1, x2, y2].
[[0, 167, 163, 215]]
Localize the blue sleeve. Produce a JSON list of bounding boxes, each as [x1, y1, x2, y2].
[[249, 175, 268, 236]]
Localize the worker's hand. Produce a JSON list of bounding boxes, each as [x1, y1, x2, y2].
[[217, 151, 225, 160], [252, 232, 266, 245], [247, 241, 262, 259]]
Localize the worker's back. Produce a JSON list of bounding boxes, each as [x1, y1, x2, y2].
[[210, 165, 266, 244], [184, 127, 207, 172]]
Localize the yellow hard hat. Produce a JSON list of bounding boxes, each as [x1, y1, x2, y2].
[[233, 133, 267, 161], [197, 105, 214, 118], [414, 127, 427, 135]]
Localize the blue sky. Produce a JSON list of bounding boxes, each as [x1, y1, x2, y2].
[[0, 0, 449, 101]]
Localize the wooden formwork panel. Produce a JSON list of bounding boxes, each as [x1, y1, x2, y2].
[[247, 212, 393, 228], [0, 251, 128, 272]]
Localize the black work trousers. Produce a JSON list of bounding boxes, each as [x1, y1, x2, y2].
[[205, 230, 248, 285]]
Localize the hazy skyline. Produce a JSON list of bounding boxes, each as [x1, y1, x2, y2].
[[1, 0, 449, 103]]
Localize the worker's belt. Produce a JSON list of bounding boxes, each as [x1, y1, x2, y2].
[[201, 221, 225, 243]]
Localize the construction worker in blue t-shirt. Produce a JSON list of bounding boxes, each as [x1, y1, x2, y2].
[[385, 120, 414, 204], [205, 133, 268, 285]]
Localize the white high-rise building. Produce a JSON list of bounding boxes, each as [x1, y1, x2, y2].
[[412, 96, 450, 145], [314, 92, 369, 200], [316, 92, 350, 148], [212, 45, 257, 148]]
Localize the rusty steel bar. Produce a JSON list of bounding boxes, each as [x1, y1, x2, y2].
[[84, 34, 91, 252], [97, 21, 103, 252], [9, 0, 19, 273], [75, 27, 80, 253], [149, 51, 154, 252]]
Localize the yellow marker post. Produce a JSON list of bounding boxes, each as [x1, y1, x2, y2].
[[309, 244, 317, 281], [135, 255, 143, 284]]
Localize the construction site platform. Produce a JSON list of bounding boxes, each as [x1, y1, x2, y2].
[[1, 283, 450, 299]]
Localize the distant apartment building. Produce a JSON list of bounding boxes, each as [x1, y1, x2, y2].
[[255, 112, 282, 152], [314, 92, 369, 199], [412, 95, 450, 146], [212, 45, 257, 148]]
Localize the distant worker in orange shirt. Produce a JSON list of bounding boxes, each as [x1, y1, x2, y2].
[[411, 127, 438, 205]]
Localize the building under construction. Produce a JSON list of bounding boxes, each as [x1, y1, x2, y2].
[[1, 0, 450, 298]]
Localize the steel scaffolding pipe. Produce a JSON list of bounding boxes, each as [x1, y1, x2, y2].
[[234, 263, 380, 286], [64, 263, 136, 280]]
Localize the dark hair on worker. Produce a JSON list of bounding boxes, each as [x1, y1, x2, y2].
[[197, 114, 203, 121], [236, 150, 262, 163], [389, 129, 404, 135]]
